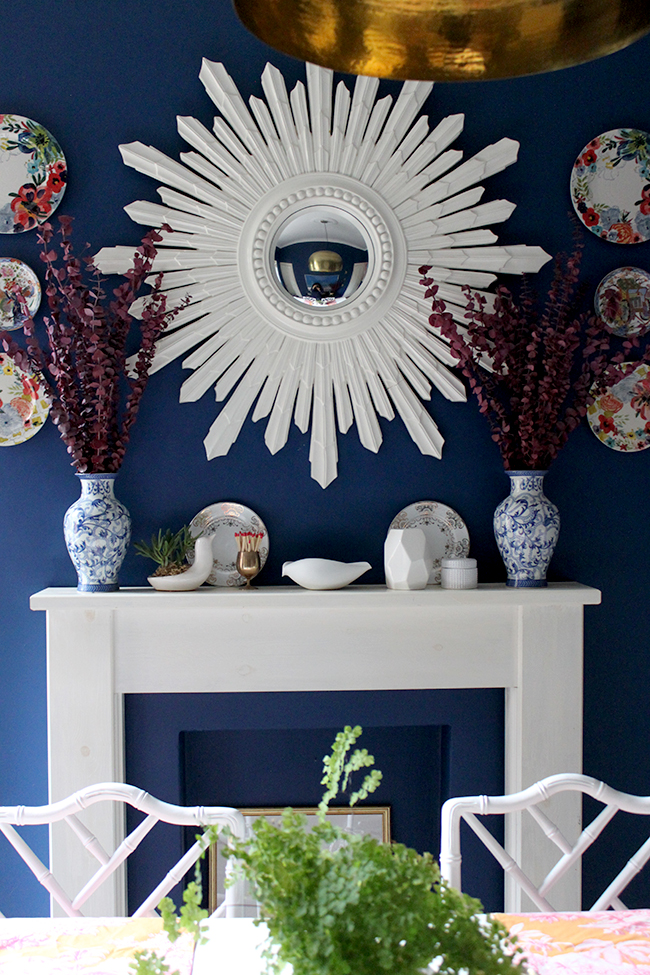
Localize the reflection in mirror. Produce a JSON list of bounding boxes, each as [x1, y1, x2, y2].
[[274, 206, 369, 305]]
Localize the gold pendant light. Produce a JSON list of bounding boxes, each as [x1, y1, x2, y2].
[[308, 220, 343, 274], [233, 0, 650, 82]]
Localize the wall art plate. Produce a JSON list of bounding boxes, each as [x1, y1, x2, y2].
[[0, 352, 50, 445], [388, 500, 469, 585], [587, 362, 650, 451], [0, 114, 67, 234], [189, 501, 269, 587], [0, 257, 41, 329], [571, 129, 650, 244], [594, 266, 650, 336]]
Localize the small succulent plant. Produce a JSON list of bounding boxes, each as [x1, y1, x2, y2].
[[134, 525, 194, 576]]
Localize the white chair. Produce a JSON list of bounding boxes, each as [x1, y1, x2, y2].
[[440, 773, 650, 911], [0, 782, 246, 919]]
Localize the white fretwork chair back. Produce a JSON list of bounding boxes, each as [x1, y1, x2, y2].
[[440, 773, 650, 912], [0, 783, 246, 919]]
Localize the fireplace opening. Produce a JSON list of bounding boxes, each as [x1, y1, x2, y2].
[[124, 688, 505, 914]]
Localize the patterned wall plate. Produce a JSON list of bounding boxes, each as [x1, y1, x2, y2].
[[388, 500, 469, 585], [587, 362, 650, 451], [571, 129, 650, 243], [0, 114, 67, 234], [0, 352, 50, 445], [595, 266, 650, 336], [0, 257, 41, 329], [189, 501, 269, 587]]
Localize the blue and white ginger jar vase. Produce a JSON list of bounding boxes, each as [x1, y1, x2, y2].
[[493, 471, 560, 588], [63, 473, 131, 592]]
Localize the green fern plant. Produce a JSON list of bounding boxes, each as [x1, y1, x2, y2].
[[134, 525, 194, 576], [130, 726, 525, 975]]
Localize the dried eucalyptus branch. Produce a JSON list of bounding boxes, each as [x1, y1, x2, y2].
[[0, 215, 184, 472], [421, 236, 650, 470]]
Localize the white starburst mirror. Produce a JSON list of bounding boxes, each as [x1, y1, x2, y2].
[[95, 60, 550, 487]]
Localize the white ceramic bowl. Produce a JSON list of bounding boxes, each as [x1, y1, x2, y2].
[[282, 558, 371, 590]]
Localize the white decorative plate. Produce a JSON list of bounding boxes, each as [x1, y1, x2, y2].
[[594, 267, 650, 336], [0, 257, 41, 329], [388, 500, 470, 585], [0, 352, 50, 445], [189, 501, 269, 587], [570, 129, 650, 243], [587, 362, 650, 451], [0, 114, 67, 234]]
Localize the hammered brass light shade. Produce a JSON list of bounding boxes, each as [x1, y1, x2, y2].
[[233, 0, 650, 82], [308, 249, 344, 272]]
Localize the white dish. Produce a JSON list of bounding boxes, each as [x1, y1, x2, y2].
[[594, 267, 650, 336], [388, 500, 469, 585], [189, 502, 269, 587], [282, 559, 371, 590]]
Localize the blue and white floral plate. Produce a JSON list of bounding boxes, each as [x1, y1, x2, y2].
[[571, 129, 650, 244], [189, 501, 269, 587], [388, 500, 469, 585], [0, 257, 41, 329], [0, 114, 67, 234]]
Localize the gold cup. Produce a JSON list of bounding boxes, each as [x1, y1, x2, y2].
[[237, 550, 261, 588]]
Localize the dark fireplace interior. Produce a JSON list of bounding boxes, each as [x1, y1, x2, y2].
[[124, 688, 505, 913]]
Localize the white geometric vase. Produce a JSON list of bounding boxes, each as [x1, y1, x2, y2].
[[384, 527, 433, 590]]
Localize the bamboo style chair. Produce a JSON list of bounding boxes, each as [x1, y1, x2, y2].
[[440, 772, 650, 911], [0, 782, 246, 918]]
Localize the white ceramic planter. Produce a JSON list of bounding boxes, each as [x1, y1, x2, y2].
[[147, 536, 214, 591], [384, 528, 432, 590]]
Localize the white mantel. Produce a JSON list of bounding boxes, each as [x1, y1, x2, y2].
[[31, 582, 600, 915]]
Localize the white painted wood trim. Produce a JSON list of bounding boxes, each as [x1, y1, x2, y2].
[[31, 582, 600, 914]]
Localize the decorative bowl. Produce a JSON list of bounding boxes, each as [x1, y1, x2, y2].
[[282, 558, 371, 590]]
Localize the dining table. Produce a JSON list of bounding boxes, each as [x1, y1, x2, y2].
[[3, 910, 650, 973]]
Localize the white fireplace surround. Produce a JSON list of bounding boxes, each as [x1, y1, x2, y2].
[[31, 582, 600, 916]]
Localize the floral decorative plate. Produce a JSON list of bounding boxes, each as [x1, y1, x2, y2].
[[587, 362, 650, 451], [594, 266, 650, 336], [0, 352, 50, 445], [388, 500, 469, 585], [0, 257, 41, 329], [570, 129, 650, 243], [189, 501, 269, 587], [0, 114, 67, 234]]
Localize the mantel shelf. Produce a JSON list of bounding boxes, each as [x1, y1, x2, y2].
[[30, 581, 601, 610]]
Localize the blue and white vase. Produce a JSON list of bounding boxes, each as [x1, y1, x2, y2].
[[63, 473, 131, 592], [493, 471, 560, 588]]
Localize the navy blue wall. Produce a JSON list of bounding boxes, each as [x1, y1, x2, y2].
[[2, 0, 650, 916]]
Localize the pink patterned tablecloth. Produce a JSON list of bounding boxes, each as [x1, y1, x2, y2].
[[497, 910, 650, 973], [0, 917, 195, 975]]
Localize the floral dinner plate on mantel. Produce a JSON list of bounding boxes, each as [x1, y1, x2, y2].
[[388, 500, 469, 585], [571, 128, 650, 244], [587, 362, 650, 451], [0, 257, 41, 329], [189, 501, 269, 587], [0, 351, 50, 445], [0, 114, 67, 233]]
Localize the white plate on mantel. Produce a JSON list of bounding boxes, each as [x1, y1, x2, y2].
[[388, 500, 470, 585], [189, 501, 269, 587]]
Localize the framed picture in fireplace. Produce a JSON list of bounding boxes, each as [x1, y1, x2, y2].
[[208, 805, 391, 915]]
